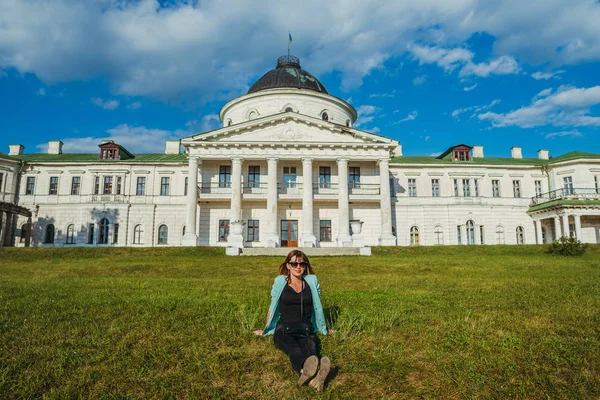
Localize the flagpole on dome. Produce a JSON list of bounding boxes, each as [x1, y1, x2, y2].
[[288, 32, 292, 57]]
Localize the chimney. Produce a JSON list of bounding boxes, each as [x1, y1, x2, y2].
[[511, 146, 522, 159], [537, 149, 549, 160], [48, 140, 63, 155], [9, 144, 24, 156], [165, 140, 181, 155], [472, 145, 484, 158]]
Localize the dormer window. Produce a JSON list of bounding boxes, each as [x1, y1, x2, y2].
[[454, 150, 469, 161], [437, 144, 473, 162], [98, 140, 133, 161]]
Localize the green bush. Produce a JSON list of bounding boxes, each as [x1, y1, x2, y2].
[[547, 236, 588, 256]]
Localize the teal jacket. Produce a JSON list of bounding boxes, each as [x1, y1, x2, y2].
[[262, 274, 328, 336]]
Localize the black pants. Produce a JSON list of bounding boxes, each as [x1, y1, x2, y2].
[[273, 326, 319, 374]]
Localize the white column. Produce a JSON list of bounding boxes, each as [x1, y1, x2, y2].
[[535, 219, 543, 244], [562, 214, 570, 237], [378, 158, 396, 245], [265, 158, 279, 247], [0, 211, 6, 247], [301, 158, 316, 247], [182, 156, 199, 246], [336, 158, 352, 247], [228, 157, 244, 248], [574, 214, 582, 241], [554, 216, 562, 240]]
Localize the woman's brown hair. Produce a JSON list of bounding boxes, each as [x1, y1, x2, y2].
[[279, 249, 315, 280]]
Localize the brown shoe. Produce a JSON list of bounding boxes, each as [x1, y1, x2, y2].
[[298, 355, 319, 386], [309, 356, 331, 392]]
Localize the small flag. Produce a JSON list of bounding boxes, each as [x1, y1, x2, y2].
[[288, 32, 292, 45]]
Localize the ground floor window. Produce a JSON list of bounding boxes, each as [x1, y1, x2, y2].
[[466, 220, 475, 244], [496, 226, 505, 244], [410, 226, 419, 245], [133, 225, 143, 244], [158, 225, 168, 244], [320, 220, 332, 242], [88, 224, 94, 244], [516, 226, 524, 244], [219, 220, 230, 242], [99, 218, 109, 244], [479, 226, 485, 245], [434, 225, 443, 245], [66, 224, 75, 244], [457, 226, 462, 244], [247, 219, 259, 242], [44, 224, 55, 244], [113, 223, 119, 244]]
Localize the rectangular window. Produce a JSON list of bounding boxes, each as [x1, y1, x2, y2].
[[492, 180, 500, 198], [87, 223, 95, 244], [453, 179, 459, 197], [113, 223, 119, 244], [283, 166, 297, 188], [49, 176, 59, 195], [116, 176, 122, 195], [319, 166, 331, 188], [103, 176, 113, 195], [320, 220, 332, 242], [248, 166, 260, 188], [535, 180, 543, 197], [513, 180, 521, 198], [349, 167, 360, 188], [563, 176, 573, 195], [462, 179, 471, 197], [389, 177, 395, 197], [431, 179, 440, 197], [26, 177, 35, 195], [184, 177, 189, 196], [247, 219, 259, 242], [160, 177, 170, 196], [94, 176, 100, 195], [136, 177, 146, 195], [474, 179, 479, 197], [457, 226, 462, 245], [0, 172, 4, 192], [595, 176, 599, 194], [219, 166, 231, 188], [218, 219, 230, 241], [71, 177, 81, 195], [408, 178, 417, 197], [480, 226, 485, 244]]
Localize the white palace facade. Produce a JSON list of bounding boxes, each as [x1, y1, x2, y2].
[[1, 55, 600, 249]]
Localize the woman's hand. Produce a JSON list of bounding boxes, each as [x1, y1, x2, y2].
[[253, 330, 263, 336]]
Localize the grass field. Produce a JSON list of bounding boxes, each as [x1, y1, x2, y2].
[[1, 245, 599, 399]]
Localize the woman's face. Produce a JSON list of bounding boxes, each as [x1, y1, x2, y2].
[[287, 255, 307, 280]]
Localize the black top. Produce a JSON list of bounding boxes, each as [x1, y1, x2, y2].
[[247, 55, 329, 95], [278, 281, 313, 329]]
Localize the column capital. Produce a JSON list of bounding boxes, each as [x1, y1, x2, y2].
[[336, 157, 350, 165], [231, 157, 243, 164], [378, 157, 390, 166], [266, 157, 279, 164], [301, 157, 314, 164]]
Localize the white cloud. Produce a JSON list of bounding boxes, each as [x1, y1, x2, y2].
[[394, 111, 418, 124], [126, 101, 142, 110], [369, 90, 396, 98], [37, 88, 46, 96], [477, 85, 600, 128], [532, 70, 565, 80], [545, 130, 583, 139], [452, 99, 500, 118], [91, 97, 119, 110], [413, 75, 427, 86], [354, 105, 379, 129], [186, 114, 222, 132], [463, 83, 477, 91]]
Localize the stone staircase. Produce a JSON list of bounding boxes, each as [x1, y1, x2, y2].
[[237, 247, 371, 256]]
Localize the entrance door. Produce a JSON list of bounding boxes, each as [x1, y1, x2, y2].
[[281, 220, 298, 247]]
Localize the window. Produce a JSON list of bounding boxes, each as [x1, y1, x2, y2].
[[285, 107, 294, 112], [87, 223, 95, 244], [20, 224, 29, 243], [320, 220, 332, 242], [182, 226, 186, 236], [0, 172, 4, 192], [98, 218, 109, 244], [535, 180, 543, 197], [133, 225, 143, 244], [319, 166, 331, 188], [66, 224, 75, 244], [480, 226, 485, 245], [94, 176, 100, 195], [434, 225, 443, 245], [103, 176, 113, 195], [516, 226, 524, 244], [219, 166, 231, 188], [158, 225, 168, 244], [410, 226, 419, 245], [496, 226, 505, 244], [466, 220, 475, 245], [453, 179, 459, 197], [492, 180, 500, 198], [247, 219, 259, 242], [595, 175, 599, 194], [44, 224, 55, 244], [26, 177, 35, 195], [218, 220, 230, 242], [457, 226, 462, 244], [513, 180, 521, 198], [474, 179, 479, 197], [49, 176, 59, 195], [71, 177, 81, 195], [136, 177, 146, 195], [349, 167, 360, 188], [113, 223, 119, 244], [160, 177, 170, 196], [462, 179, 471, 197], [408, 179, 417, 197], [321, 112, 329, 121], [116, 177, 122, 195], [431, 179, 440, 197], [283, 167, 297, 188], [563, 176, 573, 195], [248, 166, 260, 188], [184, 177, 189, 196]]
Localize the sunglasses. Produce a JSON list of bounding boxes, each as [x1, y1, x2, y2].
[[288, 261, 308, 268]]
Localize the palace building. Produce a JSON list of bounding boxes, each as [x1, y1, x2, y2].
[[1, 55, 600, 249]]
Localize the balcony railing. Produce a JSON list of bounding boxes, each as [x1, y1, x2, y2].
[[200, 183, 233, 194], [530, 188, 600, 205], [243, 182, 269, 194], [91, 194, 128, 203], [348, 183, 380, 195]]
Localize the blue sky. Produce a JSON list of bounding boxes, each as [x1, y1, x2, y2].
[[1, 0, 599, 158]]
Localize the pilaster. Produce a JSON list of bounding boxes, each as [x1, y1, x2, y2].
[[182, 156, 200, 246], [378, 158, 396, 246]]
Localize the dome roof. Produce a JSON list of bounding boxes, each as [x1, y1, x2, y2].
[[248, 55, 328, 95]]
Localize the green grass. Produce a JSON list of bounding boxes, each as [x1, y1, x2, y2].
[[1, 245, 599, 399]]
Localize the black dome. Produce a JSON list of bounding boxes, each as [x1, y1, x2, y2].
[[248, 55, 328, 95]]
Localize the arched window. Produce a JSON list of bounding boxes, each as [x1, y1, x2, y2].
[[182, 225, 186, 236], [496, 225, 505, 245], [345, 119, 350, 127], [158, 225, 168, 245], [66, 224, 75, 244], [248, 110, 258, 120], [226, 119, 232, 126], [133, 224, 143, 244], [285, 107, 294, 113], [434, 225, 443, 245], [516, 226, 525, 244], [321, 112, 329, 121], [44, 224, 55, 244], [410, 226, 419, 245], [466, 220, 475, 245], [98, 218, 109, 244]]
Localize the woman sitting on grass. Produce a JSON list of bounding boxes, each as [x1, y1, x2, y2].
[[253, 249, 332, 391]]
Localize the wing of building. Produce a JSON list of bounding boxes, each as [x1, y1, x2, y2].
[[1, 55, 600, 248]]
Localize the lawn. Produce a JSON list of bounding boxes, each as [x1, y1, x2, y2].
[[1, 245, 599, 399]]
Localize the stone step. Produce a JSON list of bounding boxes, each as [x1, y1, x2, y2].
[[237, 247, 371, 256]]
